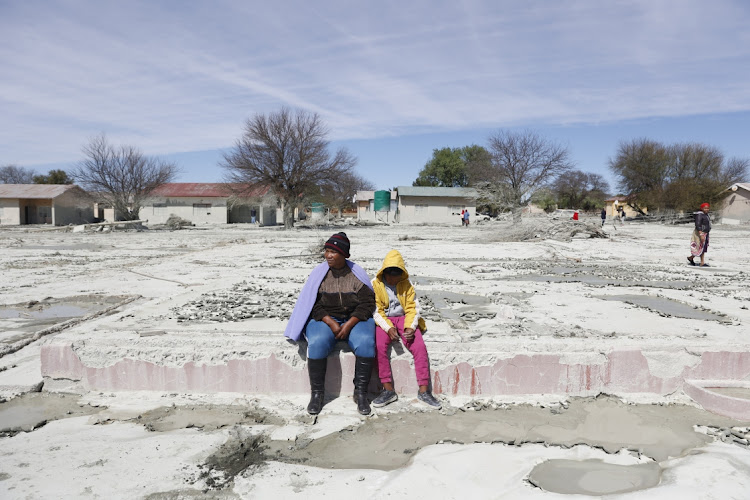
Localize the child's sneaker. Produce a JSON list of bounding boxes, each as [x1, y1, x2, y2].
[[417, 391, 441, 409], [372, 389, 398, 408]]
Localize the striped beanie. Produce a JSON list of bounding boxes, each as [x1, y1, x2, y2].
[[325, 232, 350, 257]]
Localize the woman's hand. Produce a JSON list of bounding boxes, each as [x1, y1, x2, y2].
[[322, 316, 341, 336], [387, 327, 400, 341], [336, 317, 360, 340], [403, 328, 415, 341]]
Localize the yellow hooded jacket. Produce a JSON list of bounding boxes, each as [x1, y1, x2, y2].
[[372, 249, 427, 334]]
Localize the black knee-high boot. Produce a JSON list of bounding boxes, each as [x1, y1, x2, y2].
[[307, 358, 327, 415], [353, 356, 374, 415]]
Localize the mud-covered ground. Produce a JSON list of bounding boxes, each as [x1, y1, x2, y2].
[[1, 217, 750, 498]]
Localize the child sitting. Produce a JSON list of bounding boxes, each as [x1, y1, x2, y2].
[[371, 249, 441, 409]]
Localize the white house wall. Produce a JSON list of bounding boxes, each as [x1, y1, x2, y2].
[[0, 199, 21, 225], [397, 196, 475, 224], [721, 191, 750, 223], [145, 197, 229, 224], [53, 190, 94, 226]]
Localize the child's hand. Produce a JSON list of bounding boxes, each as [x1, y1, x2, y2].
[[403, 328, 415, 341], [387, 327, 400, 341]]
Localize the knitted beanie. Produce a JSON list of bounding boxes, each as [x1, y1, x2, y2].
[[324, 232, 350, 257]]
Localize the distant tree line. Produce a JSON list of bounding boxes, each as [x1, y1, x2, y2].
[[0, 165, 72, 185], [608, 138, 748, 214], [412, 131, 749, 216], [412, 130, 579, 214]]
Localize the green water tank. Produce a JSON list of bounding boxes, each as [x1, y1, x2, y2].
[[373, 190, 391, 212]]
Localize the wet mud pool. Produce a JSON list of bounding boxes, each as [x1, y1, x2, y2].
[[0, 392, 101, 436], [0, 295, 133, 341], [1, 393, 749, 495]]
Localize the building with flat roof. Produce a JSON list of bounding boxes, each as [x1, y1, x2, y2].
[[395, 186, 478, 224]]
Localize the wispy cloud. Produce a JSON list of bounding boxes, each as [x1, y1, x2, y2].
[[1, 0, 748, 165]]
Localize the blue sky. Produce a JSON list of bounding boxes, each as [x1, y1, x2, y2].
[[2, 1, 749, 192]]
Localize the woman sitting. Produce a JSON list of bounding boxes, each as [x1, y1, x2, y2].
[[284, 232, 376, 415]]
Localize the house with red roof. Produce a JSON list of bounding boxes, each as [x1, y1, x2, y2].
[[143, 183, 276, 225]]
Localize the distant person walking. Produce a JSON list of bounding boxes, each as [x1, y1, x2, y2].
[[463, 210, 470, 226], [688, 203, 712, 267], [600, 208, 606, 227], [460, 209, 465, 226]]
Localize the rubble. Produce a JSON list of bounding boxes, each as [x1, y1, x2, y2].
[[171, 281, 298, 322], [165, 215, 194, 229], [490, 217, 609, 242]]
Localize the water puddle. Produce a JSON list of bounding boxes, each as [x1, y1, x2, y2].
[[132, 404, 283, 432], [707, 387, 750, 400], [600, 295, 726, 321], [528, 459, 661, 495], [0, 392, 102, 437], [0, 295, 132, 346]]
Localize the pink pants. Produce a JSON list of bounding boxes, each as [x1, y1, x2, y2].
[[376, 316, 430, 386]]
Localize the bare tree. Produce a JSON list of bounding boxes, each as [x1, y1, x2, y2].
[[321, 171, 375, 217], [0, 164, 36, 184], [222, 107, 356, 229], [486, 130, 574, 206], [71, 134, 178, 221]]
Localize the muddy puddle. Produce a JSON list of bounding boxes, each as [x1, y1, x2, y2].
[[0, 392, 102, 437], [0, 294, 133, 346], [132, 404, 284, 432], [528, 459, 662, 495], [261, 396, 746, 471], [600, 295, 727, 321]]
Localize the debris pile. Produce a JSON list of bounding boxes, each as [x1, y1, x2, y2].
[[165, 215, 193, 230], [492, 218, 609, 242], [171, 281, 297, 322]]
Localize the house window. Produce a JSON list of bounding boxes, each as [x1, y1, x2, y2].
[[193, 203, 211, 216], [448, 204, 462, 215], [415, 204, 428, 214], [153, 204, 168, 217]]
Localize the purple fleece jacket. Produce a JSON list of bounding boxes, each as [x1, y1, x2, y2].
[[284, 260, 374, 341]]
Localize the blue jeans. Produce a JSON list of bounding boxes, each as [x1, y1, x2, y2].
[[305, 317, 376, 360]]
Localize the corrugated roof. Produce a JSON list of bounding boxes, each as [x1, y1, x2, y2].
[[396, 186, 478, 198], [0, 184, 79, 199], [150, 183, 270, 198]]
